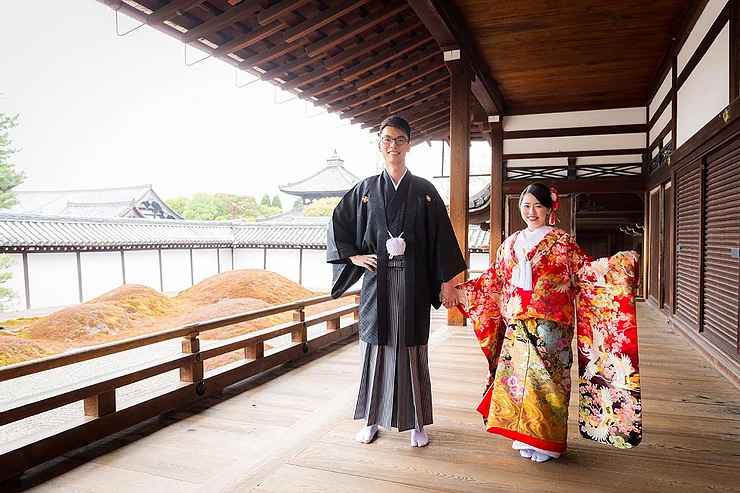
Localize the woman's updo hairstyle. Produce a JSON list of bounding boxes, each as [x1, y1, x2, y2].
[[519, 182, 553, 209]]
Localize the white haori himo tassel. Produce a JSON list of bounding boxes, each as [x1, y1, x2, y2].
[[513, 247, 533, 291], [386, 231, 406, 259]]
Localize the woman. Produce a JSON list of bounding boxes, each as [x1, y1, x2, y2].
[[327, 115, 466, 447], [458, 183, 642, 462]]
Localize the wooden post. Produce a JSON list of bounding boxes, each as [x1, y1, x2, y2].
[[84, 391, 116, 418], [567, 157, 577, 180], [22, 252, 30, 310], [353, 295, 361, 322], [76, 251, 83, 303], [292, 308, 307, 345], [216, 248, 221, 274], [327, 318, 340, 332], [489, 121, 504, 261], [120, 249, 126, 285], [245, 341, 264, 360], [189, 248, 195, 286], [180, 334, 203, 383], [263, 247, 268, 270], [447, 52, 471, 326], [298, 247, 303, 285], [158, 248, 164, 292]]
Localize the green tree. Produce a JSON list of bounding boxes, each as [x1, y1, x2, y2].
[[0, 113, 24, 209], [260, 194, 271, 207], [0, 112, 23, 310], [304, 197, 341, 217], [271, 195, 282, 210]]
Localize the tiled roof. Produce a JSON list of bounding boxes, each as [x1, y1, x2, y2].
[[278, 151, 360, 196], [0, 213, 490, 252]]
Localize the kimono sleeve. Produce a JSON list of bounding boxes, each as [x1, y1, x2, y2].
[[428, 187, 467, 308], [327, 186, 365, 298], [576, 250, 642, 449], [456, 244, 506, 387]]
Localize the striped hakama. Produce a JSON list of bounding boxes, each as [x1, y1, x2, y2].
[[354, 256, 433, 432]]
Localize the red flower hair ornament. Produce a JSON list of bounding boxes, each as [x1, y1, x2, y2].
[[548, 186, 560, 226]]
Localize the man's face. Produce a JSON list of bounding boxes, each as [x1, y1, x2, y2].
[[378, 126, 410, 166]]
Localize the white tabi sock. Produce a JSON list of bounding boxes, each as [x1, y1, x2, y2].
[[355, 425, 378, 444], [410, 428, 429, 447]]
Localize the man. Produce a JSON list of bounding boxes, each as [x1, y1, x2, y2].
[[327, 115, 467, 447]]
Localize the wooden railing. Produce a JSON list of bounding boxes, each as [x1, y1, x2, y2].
[[0, 290, 360, 481]]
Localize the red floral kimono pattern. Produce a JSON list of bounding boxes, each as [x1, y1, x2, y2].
[[459, 229, 642, 452]]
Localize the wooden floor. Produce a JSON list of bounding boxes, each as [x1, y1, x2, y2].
[[4, 304, 740, 493]]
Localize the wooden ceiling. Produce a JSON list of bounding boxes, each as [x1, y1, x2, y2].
[[455, 0, 697, 114], [101, 0, 698, 138]]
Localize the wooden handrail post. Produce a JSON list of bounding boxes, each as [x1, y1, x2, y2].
[[84, 390, 116, 418], [292, 308, 307, 346], [245, 341, 264, 360], [180, 333, 203, 383], [353, 295, 361, 322], [327, 317, 340, 332]]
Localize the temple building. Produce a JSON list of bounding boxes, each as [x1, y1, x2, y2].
[[9, 184, 182, 220], [278, 150, 360, 204]]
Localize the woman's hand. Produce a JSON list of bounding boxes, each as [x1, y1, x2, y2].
[[350, 254, 378, 272]]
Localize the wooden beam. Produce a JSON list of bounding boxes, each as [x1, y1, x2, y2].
[[489, 121, 503, 260], [341, 72, 449, 119], [364, 102, 449, 130], [148, 0, 205, 24], [281, 60, 343, 91], [341, 36, 435, 82], [341, 60, 445, 110], [407, 0, 504, 114], [732, 0, 740, 100], [322, 21, 422, 71], [283, 0, 370, 43], [503, 176, 644, 195], [239, 37, 308, 69], [182, 0, 261, 43], [447, 58, 471, 326], [213, 20, 286, 56], [503, 124, 647, 140], [354, 51, 440, 92], [260, 51, 324, 81], [257, 0, 311, 26], [304, 5, 409, 58], [348, 82, 449, 124]]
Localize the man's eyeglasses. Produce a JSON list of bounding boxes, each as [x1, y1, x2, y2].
[[379, 136, 409, 146]]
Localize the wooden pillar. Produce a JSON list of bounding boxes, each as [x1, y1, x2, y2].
[[120, 249, 126, 285], [84, 391, 116, 418], [292, 308, 307, 346], [22, 252, 30, 310], [731, 0, 740, 100], [447, 52, 471, 326], [158, 248, 164, 292], [189, 248, 195, 286], [567, 157, 577, 180], [76, 251, 83, 303], [489, 120, 504, 261]]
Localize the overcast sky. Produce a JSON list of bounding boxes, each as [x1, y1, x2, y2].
[[0, 1, 491, 205]]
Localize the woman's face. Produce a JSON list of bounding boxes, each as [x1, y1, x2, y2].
[[519, 192, 549, 230], [378, 125, 410, 167]]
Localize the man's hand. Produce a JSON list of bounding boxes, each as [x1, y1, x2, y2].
[[439, 280, 465, 309], [350, 254, 378, 272]]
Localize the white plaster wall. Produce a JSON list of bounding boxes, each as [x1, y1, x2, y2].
[[233, 248, 264, 269], [506, 157, 567, 168], [649, 69, 673, 118], [663, 133, 673, 146], [677, 23, 730, 146], [218, 248, 233, 272], [649, 103, 672, 144], [1, 254, 26, 312], [27, 253, 78, 308], [678, 0, 729, 74], [302, 249, 333, 292], [265, 249, 300, 284], [123, 250, 161, 291], [161, 249, 192, 293], [80, 251, 124, 301], [469, 252, 490, 273], [503, 107, 645, 131], [503, 133, 645, 155], [192, 248, 219, 284]]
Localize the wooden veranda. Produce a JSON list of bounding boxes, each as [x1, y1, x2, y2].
[[1, 0, 739, 489], [3, 304, 739, 492]]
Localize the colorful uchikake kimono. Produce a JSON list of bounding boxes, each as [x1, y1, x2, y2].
[[459, 228, 642, 454]]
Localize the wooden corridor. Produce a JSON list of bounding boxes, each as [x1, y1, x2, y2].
[[4, 303, 739, 493]]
